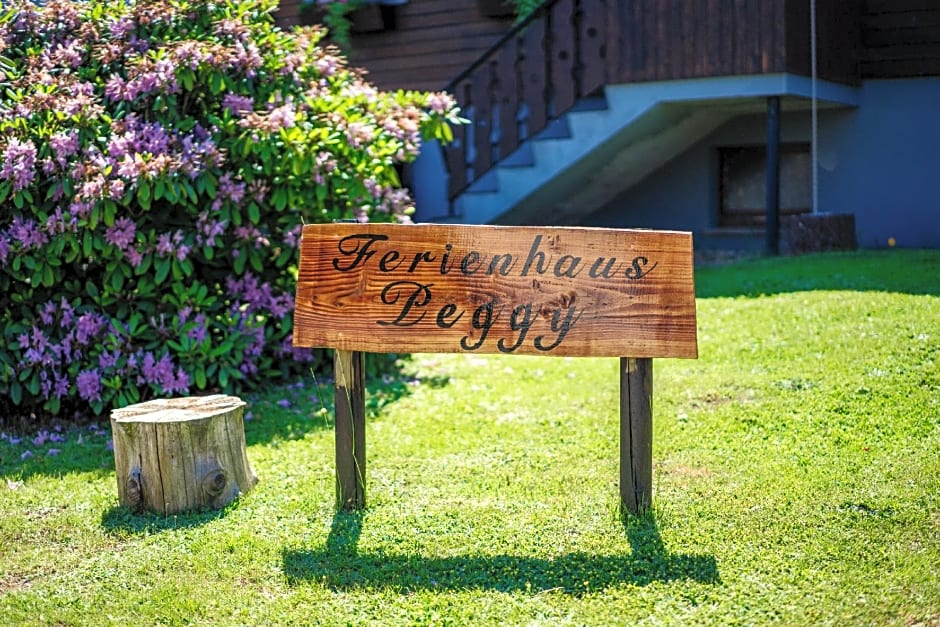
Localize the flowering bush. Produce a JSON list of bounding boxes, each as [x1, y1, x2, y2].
[[0, 0, 460, 424]]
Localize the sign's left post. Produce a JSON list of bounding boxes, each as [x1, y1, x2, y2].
[[334, 349, 366, 510]]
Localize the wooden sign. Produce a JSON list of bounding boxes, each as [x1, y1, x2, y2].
[[292, 223, 698, 515], [293, 224, 697, 359]]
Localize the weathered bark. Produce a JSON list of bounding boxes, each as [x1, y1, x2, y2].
[[110, 395, 257, 515]]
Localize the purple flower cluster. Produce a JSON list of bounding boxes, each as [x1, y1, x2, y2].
[[11, 301, 107, 403], [105, 218, 142, 266], [222, 94, 254, 116], [1, 138, 38, 191], [7, 216, 49, 251], [238, 102, 297, 133], [235, 225, 269, 249], [104, 57, 179, 102], [11, 298, 196, 403], [105, 217, 136, 249], [210, 172, 247, 213], [225, 272, 293, 317], [76, 369, 102, 402], [155, 230, 190, 261], [196, 211, 227, 247], [139, 352, 189, 394]]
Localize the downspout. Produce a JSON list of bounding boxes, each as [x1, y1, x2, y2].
[[810, 0, 819, 214], [766, 96, 781, 256]]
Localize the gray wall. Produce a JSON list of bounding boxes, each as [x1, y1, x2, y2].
[[584, 78, 940, 250], [820, 79, 940, 249]]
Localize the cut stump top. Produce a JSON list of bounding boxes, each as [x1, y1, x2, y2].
[[110, 395, 246, 423]]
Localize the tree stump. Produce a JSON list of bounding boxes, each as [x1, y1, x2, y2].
[[110, 395, 258, 515]]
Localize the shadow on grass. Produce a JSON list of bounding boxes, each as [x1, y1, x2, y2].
[[695, 250, 940, 298], [100, 504, 231, 535], [282, 509, 719, 594]]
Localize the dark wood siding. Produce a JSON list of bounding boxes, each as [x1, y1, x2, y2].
[[609, 0, 788, 82], [860, 0, 940, 78], [785, 0, 859, 85], [276, 1, 868, 92], [605, 0, 858, 86], [276, 0, 515, 92]]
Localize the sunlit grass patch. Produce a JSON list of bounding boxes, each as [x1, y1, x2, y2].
[[1, 250, 939, 625]]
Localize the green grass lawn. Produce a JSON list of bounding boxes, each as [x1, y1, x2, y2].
[[2, 250, 939, 625]]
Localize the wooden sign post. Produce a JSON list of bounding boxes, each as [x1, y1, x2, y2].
[[293, 224, 697, 514]]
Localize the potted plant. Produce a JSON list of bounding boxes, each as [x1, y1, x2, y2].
[[478, 0, 542, 20], [300, 0, 405, 49]]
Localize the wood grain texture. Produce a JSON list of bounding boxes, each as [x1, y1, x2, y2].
[[294, 223, 697, 359]]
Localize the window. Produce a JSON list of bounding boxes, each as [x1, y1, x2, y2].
[[718, 144, 811, 227]]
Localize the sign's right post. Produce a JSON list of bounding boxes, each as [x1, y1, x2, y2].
[[621, 357, 653, 515]]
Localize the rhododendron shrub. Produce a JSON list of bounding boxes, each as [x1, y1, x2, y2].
[[0, 0, 460, 422]]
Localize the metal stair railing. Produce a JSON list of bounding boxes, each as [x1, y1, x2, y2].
[[442, 0, 615, 211]]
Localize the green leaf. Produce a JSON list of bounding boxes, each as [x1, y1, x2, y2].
[[155, 258, 170, 284], [248, 203, 260, 224], [45, 396, 61, 415], [195, 367, 207, 389], [110, 270, 124, 292], [103, 200, 117, 226], [180, 68, 195, 91], [273, 188, 288, 211], [439, 120, 454, 143], [136, 253, 152, 275], [137, 182, 152, 210], [210, 72, 224, 95], [183, 181, 197, 203], [42, 264, 54, 288], [249, 251, 263, 273], [10, 381, 22, 405]]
